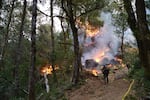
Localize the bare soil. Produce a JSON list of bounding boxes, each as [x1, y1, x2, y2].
[[65, 67, 130, 100]]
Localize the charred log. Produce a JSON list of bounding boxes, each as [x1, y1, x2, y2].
[[85, 59, 99, 69]]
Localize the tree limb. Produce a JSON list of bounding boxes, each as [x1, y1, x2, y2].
[[37, 8, 67, 19], [76, 7, 100, 19], [58, 42, 74, 46]]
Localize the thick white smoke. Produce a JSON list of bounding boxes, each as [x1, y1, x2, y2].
[[80, 12, 120, 66]]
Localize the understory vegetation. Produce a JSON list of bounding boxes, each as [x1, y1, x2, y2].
[[123, 45, 150, 100]]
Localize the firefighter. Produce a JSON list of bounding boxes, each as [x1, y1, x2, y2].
[[102, 65, 110, 84]]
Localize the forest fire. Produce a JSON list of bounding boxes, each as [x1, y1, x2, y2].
[[78, 13, 124, 77], [40, 65, 59, 93], [85, 68, 101, 76], [40, 64, 59, 75], [76, 19, 100, 37], [85, 23, 100, 37], [93, 48, 109, 63], [84, 57, 126, 77], [84, 59, 101, 76], [91, 69, 101, 76]]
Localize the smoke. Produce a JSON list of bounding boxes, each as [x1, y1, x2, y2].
[[124, 28, 137, 47], [79, 12, 120, 66]]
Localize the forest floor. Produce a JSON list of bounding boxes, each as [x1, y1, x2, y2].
[[65, 66, 131, 100]]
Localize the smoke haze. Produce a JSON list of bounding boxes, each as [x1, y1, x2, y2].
[[80, 12, 120, 66]]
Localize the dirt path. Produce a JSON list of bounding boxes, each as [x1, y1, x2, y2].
[[65, 67, 130, 100]]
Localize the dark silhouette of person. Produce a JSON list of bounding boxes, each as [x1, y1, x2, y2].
[[102, 65, 110, 84]]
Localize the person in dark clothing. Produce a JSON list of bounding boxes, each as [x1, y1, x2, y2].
[[102, 65, 110, 84]]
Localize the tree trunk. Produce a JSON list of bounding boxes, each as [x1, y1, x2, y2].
[[60, 11, 67, 52], [0, 0, 15, 69], [123, 0, 150, 79], [50, 0, 57, 83], [121, 26, 125, 58], [135, 0, 150, 79], [28, 0, 37, 99], [0, 0, 2, 9], [66, 0, 81, 84], [13, 0, 27, 96]]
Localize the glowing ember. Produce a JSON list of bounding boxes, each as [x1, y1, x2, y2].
[[91, 69, 100, 76], [85, 68, 101, 76], [95, 58, 100, 63], [40, 65, 59, 75]]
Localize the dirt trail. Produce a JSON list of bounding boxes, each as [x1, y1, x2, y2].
[[65, 67, 130, 100]]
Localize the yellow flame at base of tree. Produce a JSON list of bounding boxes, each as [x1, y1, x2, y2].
[[40, 65, 59, 75]]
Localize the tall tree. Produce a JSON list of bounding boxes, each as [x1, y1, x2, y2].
[[66, 0, 81, 84], [13, 0, 27, 96], [0, 0, 2, 9], [0, 0, 15, 69], [123, 0, 150, 79], [60, 0, 105, 84], [61, 0, 81, 84], [59, 10, 68, 52], [50, 0, 57, 82], [28, 0, 37, 99]]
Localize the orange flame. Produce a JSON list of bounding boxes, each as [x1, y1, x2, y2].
[[85, 68, 101, 76], [93, 48, 109, 63], [85, 22, 99, 37], [91, 69, 100, 76], [40, 65, 59, 75], [76, 19, 100, 37], [94, 52, 105, 63]]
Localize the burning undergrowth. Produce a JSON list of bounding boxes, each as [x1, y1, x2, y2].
[[40, 64, 59, 76], [78, 12, 122, 76]]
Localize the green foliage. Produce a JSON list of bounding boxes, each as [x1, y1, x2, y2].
[[125, 94, 137, 100], [86, 10, 104, 27], [145, 0, 150, 9], [123, 45, 139, 66], [0, 1, 31, 94], [108, 0, 128, 36], [59, 0, 107, 28], [76, 0, 106, 27], [55, 40, 74, 65], [35, 24, 75, 99], [36, 24, 74, 67], [34, 67, 74, 100], [36, 24, 51, 65], [128, 67, 150, 99], [123, 45, 150, 99], [0, 37, 30, 99]]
